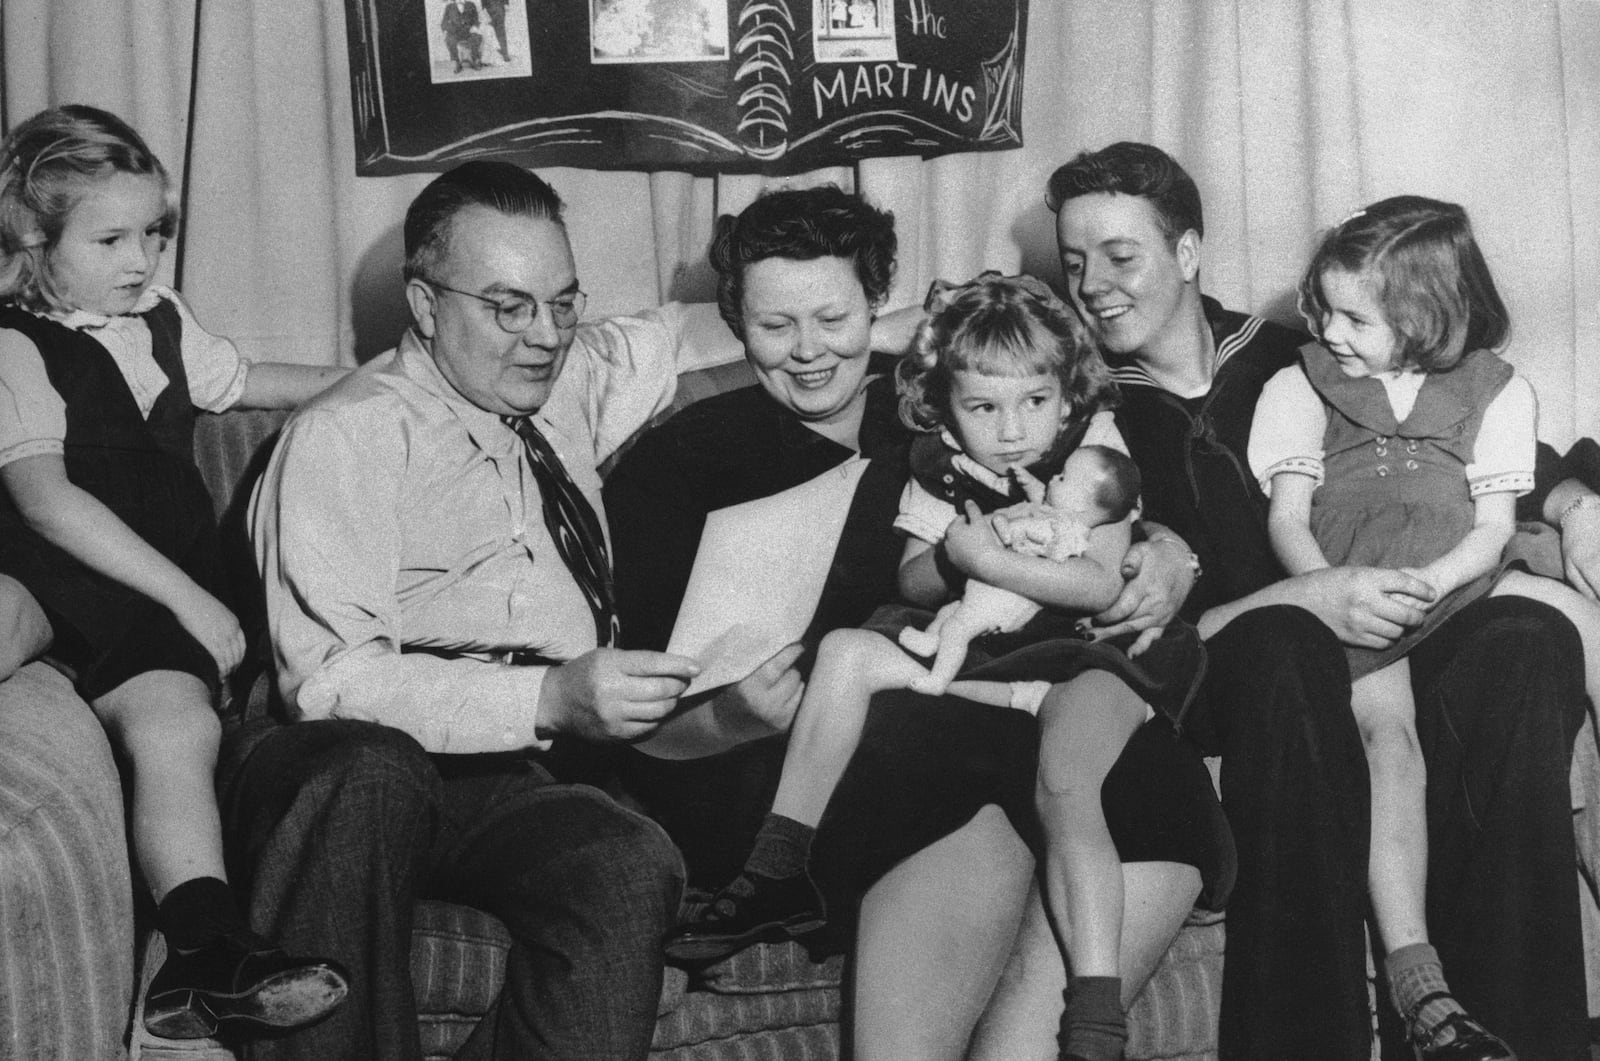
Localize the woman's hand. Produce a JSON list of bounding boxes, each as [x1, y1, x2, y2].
[[1560, 498, 1600, 600], [172, 588, 247, 679], [713, 642, 807, 737], [942, 501, 1009, 580], [1088, 539, 1194, 655]]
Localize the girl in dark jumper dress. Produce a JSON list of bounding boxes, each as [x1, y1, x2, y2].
[[0, 105, 347, 1041]]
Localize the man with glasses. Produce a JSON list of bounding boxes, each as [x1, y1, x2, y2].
[[222, 160, 739, 1061]]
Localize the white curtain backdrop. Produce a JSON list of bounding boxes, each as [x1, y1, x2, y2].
[[5, 0, 1598, 446]]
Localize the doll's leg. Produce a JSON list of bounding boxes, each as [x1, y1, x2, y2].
[[898, 599, 958, 657], [909, 607, 984, 697]]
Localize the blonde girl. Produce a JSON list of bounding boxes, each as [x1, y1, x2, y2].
[[0, 105, 347, 1040]]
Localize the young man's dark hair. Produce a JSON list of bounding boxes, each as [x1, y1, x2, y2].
[[1045, 141, 1204, 245]]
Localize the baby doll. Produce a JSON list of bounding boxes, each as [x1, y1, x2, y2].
[[898, 443, 1140, 696]]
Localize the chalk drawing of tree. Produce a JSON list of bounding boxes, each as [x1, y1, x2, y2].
[[733, 1, 794, 160]]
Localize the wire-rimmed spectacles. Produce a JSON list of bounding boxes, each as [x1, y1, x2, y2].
[[422, 278, 587, 333]]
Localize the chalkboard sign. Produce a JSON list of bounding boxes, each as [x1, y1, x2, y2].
[[345, 0, 1027, 175]]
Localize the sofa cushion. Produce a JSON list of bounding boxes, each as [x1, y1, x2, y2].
[[689, 939, 845, 996], [0, 663, 134, 1061]]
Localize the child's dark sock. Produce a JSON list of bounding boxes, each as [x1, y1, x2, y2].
[[156, 876, 247, 953], [1060, 975, 1126, 1061], [1386, 942, 1464, 1041], [745, 813, 815, 880]]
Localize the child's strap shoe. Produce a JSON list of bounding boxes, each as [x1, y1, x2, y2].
[[663, 871, 826, 966]]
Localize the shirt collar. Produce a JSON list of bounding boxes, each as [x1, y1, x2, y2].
[[937, 427, 1015, 494], [31, 286, 162, 331], [395, 328, 520, 442]]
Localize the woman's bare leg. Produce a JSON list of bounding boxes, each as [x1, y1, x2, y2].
[[1035, 672, 1148, 978], [968, 863, 1201, 1061], [854, 805, 1033, 1061]]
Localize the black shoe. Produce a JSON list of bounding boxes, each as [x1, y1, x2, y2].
[[1415, 1012, 1517, 1061], [663, 872, 825, 965], [144, 929, 350, 1040]]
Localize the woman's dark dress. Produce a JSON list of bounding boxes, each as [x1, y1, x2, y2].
[[605, 373, 1232, 944]]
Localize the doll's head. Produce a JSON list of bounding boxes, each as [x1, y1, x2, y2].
[[1048, 444, 1140, 526], [0, 105, 176, 314]]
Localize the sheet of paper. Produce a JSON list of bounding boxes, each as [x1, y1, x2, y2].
[[668, 457, 870, 696]]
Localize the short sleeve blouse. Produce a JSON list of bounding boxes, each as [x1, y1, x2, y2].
[[0, 285, 248, 468], [1247, 363, 1536, 500]]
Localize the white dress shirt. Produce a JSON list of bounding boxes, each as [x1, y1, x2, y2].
[[251, 302, 739, 754]]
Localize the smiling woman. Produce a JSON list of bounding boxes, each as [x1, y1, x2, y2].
[[603, 189, 1229, 1061]]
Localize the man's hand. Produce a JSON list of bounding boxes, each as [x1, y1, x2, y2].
[[1289, 567, 1435, 649], [539, 649, 701, 742], [1561, 500, 1600, 601], [711, 642, 807, 738], [1088, 540, 1194, 655]]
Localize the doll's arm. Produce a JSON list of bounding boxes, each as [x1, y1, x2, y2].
[[950, 501, 1127, 613]]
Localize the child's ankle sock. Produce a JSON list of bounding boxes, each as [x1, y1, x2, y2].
[[745, 813, 815, 880], [1386, 942, 1465, 1040], [1060, 975, 1126, 1061], [157, 876, 246, 953]]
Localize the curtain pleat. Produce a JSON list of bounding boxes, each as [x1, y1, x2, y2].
[[4, 0, 1597, 445]]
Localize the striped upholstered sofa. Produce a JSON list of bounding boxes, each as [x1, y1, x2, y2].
[[9, 355, 1595, 1060], [128, 390, 1230, 1061]]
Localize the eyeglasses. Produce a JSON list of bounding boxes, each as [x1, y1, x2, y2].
[[423, 278, 587, 333]]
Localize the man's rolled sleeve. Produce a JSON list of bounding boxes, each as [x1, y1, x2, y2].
[[251, 406, 548, 754]]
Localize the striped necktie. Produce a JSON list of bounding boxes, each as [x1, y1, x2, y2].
[[504, 416, 620, 646]]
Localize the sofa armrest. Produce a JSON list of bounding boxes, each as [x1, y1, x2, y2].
[[0, 663, 134, 1059], [0, 574, 51, 682]]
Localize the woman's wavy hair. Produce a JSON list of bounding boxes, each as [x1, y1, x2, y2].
[[897, 272, 1117, 433], [0, 105, 177, 311], [708, 185, 896, 338], [1297, 195, 1508, 373]]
